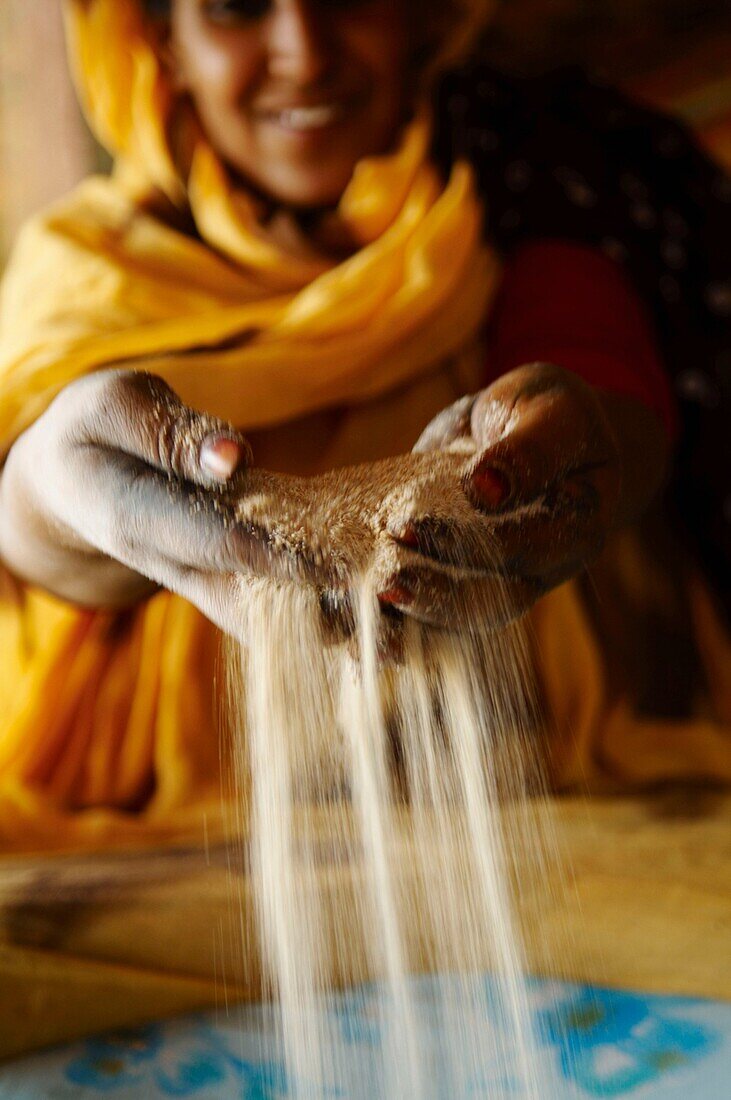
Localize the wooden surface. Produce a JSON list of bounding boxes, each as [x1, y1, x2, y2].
[[0, 790, 729, 1062]]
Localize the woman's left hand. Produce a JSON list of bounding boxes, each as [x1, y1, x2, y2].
[[376, 363, 623, 628]]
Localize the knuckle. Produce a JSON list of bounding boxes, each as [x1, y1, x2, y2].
[[520, 362, 574, 396], [49, 370, 168, 443], [105, 369, 172, 405], [79, 369, 142, 415], [154, 407, 206, 477], [414, 394, 476, 454], [105, 373, 207, 480], [96, 369, 178, 432]]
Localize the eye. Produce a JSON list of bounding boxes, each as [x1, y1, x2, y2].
[[201, 0, 272, 24]]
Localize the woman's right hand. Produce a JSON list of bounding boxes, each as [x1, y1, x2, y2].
[[0, 370, 318, 637]]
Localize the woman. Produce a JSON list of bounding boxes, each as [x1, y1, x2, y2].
[[0, 0, 729, 857]]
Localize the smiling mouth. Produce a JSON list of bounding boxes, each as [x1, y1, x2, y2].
[[257, 97, 361, 133]]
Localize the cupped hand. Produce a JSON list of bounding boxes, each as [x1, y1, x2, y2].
[[374, 363, 622, 629], [0, 370, 332, 637], [226, 357, 623, 648]]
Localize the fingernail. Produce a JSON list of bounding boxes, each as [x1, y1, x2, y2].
[[378, 583, 414, 609], [470, 462, 512, 510], [200, 436, 245, 481]]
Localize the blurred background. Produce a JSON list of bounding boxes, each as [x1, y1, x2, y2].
[[1, 0, 730, 264]]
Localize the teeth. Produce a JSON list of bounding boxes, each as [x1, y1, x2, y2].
[[277, 104, 342, 130]]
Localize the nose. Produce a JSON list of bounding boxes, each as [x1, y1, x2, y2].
[[267, 0, 332, 86]]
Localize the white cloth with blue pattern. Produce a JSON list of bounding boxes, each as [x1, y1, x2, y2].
[[1, 978, 729, 1098]]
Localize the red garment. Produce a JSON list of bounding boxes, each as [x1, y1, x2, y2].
[[486, 239, 677, 437]]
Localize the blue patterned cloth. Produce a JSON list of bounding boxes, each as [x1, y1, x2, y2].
[[1, 978, 729, 1098]]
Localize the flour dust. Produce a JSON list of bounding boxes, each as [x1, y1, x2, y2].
[[229, 568, 565, 1099]]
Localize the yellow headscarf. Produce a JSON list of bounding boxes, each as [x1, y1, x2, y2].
[[0, 0, 501, 452]]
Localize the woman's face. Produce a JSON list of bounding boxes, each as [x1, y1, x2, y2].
[[169, 0, 414, 208]]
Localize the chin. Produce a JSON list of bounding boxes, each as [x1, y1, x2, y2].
[[259, 167, 357, 211]]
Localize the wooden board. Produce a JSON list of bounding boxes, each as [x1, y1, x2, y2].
[[0, 791, 729, 1062]]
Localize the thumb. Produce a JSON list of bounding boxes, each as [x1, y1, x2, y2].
[[76, 369, 252, 486]]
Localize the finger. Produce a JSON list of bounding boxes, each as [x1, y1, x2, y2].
[[61, 369, 252, 487], [412, 394, 478, 456], [468, 363, 584, 452], [478, 508, 608, 583], [389, 479, 613, 581], [71, 446, 320, 589], [411, 371, 620, 576], [376, 560, 543, 630], [468, 374, 620, 509]]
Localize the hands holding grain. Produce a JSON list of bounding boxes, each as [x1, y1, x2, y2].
[[0, 364, 621, 645], [227, 362, 622, 641]]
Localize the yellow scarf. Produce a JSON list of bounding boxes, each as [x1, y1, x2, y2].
[[0, 0, 498, 850]]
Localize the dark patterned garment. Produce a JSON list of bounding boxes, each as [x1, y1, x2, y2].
[[432, 64, 731, 622]]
